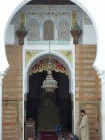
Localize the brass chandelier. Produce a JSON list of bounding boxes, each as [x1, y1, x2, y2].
[[41, 0, 58, 93]]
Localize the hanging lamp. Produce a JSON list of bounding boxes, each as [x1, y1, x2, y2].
[[41, 0, 58, 93]]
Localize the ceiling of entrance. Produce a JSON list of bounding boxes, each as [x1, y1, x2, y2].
[[27, 0, 75, 5]]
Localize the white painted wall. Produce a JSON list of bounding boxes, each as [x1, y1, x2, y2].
[[6, 25, 15, 45], [83, 25, 96, 44]]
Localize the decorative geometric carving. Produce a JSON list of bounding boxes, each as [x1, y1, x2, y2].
[[26, 51, 41, 66], [44, 20, 54, 40], [20, 11, 26, 27], [27, 19, 40, 41], [13, 5, 84, 44], [57, 51, 72, 62], [58, 19, 70, 41], [71, 11, 77, 27], [70, 11, 82, 44]]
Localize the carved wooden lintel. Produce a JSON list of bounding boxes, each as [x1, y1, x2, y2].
[[16, 25, 28, 45], [70, 29, 81, 44]]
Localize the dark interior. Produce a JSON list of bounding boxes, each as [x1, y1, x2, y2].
[[26, 71, 72, 132], [26, 0, 75, 5]]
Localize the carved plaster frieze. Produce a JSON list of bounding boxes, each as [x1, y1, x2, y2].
[[30, 58, 68, 75], [25, 50, 72, 72], [22, 5, 79, 13]]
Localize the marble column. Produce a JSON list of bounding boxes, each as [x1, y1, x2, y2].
[[99, 72, 105, 140]]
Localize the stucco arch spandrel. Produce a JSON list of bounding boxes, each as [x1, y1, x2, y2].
[[25, 50, 72, 66], [24, 50, 73, 94], [25, 51, 41, 66], [57, 51, 72, 63]]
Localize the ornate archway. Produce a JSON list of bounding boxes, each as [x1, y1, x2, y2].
[[0, 0, 103, 140], [24, 50, 74, 133], [24, 50, 73, 94]]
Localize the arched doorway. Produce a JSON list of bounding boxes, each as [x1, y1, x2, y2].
[[27, 71, 72, 131], [24, 51, 74, 137], [1, 0, 101, 140]]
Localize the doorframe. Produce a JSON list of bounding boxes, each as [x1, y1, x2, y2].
[[23, 49, 75, 137]]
